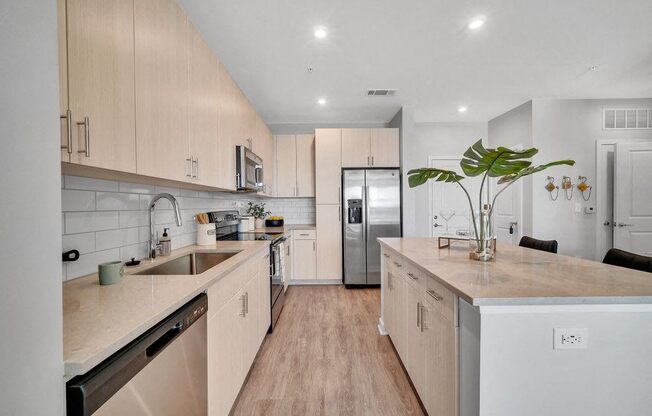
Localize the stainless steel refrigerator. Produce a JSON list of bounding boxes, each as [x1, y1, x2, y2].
[[343, 169, 401, 286]]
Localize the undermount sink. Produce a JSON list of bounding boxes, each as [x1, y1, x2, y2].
[[133, 251, 240, 276]]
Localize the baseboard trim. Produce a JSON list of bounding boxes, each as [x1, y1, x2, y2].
[[289, 279, 342, 286], [378, 317, 388, 336]]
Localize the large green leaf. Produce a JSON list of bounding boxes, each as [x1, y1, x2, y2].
[[497, 160, 576, 184], [407, 168, 465, 188], [460, 140, 538, 177]]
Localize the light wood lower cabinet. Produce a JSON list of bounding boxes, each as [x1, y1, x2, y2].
[[382, 249, 457, 416], [292, 231, 317, 280], [207, 253, 269, 416], [316, 205, 342, 280]]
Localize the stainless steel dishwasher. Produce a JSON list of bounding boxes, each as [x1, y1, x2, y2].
[[66, 294, 208, 416]]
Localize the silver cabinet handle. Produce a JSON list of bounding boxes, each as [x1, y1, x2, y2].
[[186, 158, 192, 177], [407, 272, 418, 280], [192, 157, 199, 179], [245, 292, 249, 314], [60, 109, 72, 154], [617, 222, 633, 227], [393, 261, 402, 268], [383, 253, 389, 258], [426, 289, 443, 302], [286, 245, 290, 255], [338, 209, 341, 222], [416, 301, 421, 327], [387, 273, 392, 290], [299, 233, 310, 236], [371, 156, 374, 166], [419, 304, 425, 332], [313, 241, 316, 251], [76, 116, 90, 157], [239, 293, 246, 317], [367, 155, 370, 166], [338, 186, 340, 203]]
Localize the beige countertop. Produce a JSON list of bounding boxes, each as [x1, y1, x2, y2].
[[63, 241, 269, 377], [378, 237, 652, 306], [252, 224, 316, 235]]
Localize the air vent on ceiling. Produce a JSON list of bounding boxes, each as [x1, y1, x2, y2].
[[604, 108, 652, 129], [367, 89, 396, 96]]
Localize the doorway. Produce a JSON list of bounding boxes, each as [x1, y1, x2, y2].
[[596, 139, 652, 260]]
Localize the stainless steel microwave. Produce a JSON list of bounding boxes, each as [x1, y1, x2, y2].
[[235, 145, 263, 192]]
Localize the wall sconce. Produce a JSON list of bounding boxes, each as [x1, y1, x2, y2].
[[561, 176, 573, 200], [577, 176, 592, 201], [545, 176, 559, 201]]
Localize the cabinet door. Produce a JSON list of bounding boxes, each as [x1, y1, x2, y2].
[[243, 272, 259, 372], [258, 254, 271, 340], [188, 24, 220, 187], [217, 63, 239, 191], [293, 239, 317, 279], [383, 264, 394, 336], [424, 306, 457, 416], [208, 292, 245, 416], [316, 204, 342, 280], [255, 117, 274, 196], [67, 0, 136, 172], [407, 286, 428, 399], [393, 273, 408, 363], [296, 134, 316, 197], [275, 135, 297, 197], [58, 0, 70, 163], [315, 129, 342, 204], [341, 128, 370, 167], [370, 128, 400, 167], [135, 0, 189, 181]]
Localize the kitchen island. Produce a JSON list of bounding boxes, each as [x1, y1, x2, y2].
[[378, 237, 652, 416]]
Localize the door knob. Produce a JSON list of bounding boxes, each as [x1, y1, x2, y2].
[[617, 222, 633, 227]]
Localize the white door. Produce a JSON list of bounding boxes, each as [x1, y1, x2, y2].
[[614, 141, 652, 256], [492, 179, 522, 245], [428, 158, 481, 237]]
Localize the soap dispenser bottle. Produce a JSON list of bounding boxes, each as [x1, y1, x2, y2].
[[160, 228, 172, 256]]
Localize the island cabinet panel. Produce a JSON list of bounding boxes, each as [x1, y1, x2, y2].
[[382, 249, 458, 416], [135, 0, 189, 182], [66, 0, 137, 172]]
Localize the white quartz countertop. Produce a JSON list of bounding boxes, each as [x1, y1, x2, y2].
[[379, 238, 652, 306], [63, 241, 269, 377]]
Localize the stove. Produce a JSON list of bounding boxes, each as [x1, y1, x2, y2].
[[209, 210, 286, 332]]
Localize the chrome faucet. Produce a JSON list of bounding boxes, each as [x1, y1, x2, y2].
[[149, 193, 182, 259]]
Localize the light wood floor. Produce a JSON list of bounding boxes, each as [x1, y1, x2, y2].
[[231, 285, 424, 416]]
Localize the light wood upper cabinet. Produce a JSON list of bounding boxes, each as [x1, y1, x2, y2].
[[296, 134, 316, 197], [135, 0, 189, 181], [66, 0, 136, 172], [316, 204, 342, 280], [58, 0, 70, 163], [217, 62, 240, 191], [188, 24, 220, 187], [254, 116, 274, 196], [370, 128, 399, 167], [341, 128, 371, 167], [315, 129, 342, 204], [275, 135, 296, 197]]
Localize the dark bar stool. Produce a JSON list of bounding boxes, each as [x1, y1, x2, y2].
[[518, 236, 558, 254], [602, 248, 652, 273]]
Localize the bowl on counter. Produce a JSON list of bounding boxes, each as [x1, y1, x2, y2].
[[265, 218, 284, 227]]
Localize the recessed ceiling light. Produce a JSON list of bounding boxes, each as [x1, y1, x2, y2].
[[314, 27, 328, 39], [317, 98, 327, 105], [589, 65, 599, 71], [468, 17, 486, 30], [458, 106, 468, 113]]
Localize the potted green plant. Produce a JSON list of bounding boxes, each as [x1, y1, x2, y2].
[[246, 202, 271, 229], [408, 140, 574, 261]]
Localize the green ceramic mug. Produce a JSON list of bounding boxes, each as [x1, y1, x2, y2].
[[98, 261, 124, 285]]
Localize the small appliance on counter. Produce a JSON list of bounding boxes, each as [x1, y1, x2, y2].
[[265, 216, 284, 227]]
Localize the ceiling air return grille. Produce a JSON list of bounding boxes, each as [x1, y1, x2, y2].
[[367, 89, 396, 96], [604, 108, 652, 129]]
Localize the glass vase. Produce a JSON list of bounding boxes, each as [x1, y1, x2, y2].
[[468, 207, 495, 261]]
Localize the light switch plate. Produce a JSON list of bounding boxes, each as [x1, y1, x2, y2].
[[554, 328, 588, 349]]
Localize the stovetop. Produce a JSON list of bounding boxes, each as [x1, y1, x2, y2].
[[208, 210, 286, 244]]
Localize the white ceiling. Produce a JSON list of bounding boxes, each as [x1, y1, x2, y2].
[[179, 0, 652, 124]]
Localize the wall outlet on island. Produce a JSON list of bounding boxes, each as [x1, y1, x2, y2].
[[554, 328, 588, 349]]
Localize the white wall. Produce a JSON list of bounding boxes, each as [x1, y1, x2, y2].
[[488, 101, 534, 236], [0, 1, 64, 414], [401, 107, 488, 236], [531, 98, 652, 259], [61, 176, 315, 280]]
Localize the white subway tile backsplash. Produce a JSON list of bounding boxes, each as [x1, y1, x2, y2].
[[96, 192, 141, 211], [65, 175, 119, 192], [62, 189, 96, 212], [61, 176, 315, 281], [65, 211, 119, 234], [62, 232, 95, 254]]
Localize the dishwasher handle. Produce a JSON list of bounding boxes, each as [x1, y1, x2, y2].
[[146, 322, 183, 358]]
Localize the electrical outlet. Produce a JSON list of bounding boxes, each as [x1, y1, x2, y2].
[[554, 328, 588, 349]]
